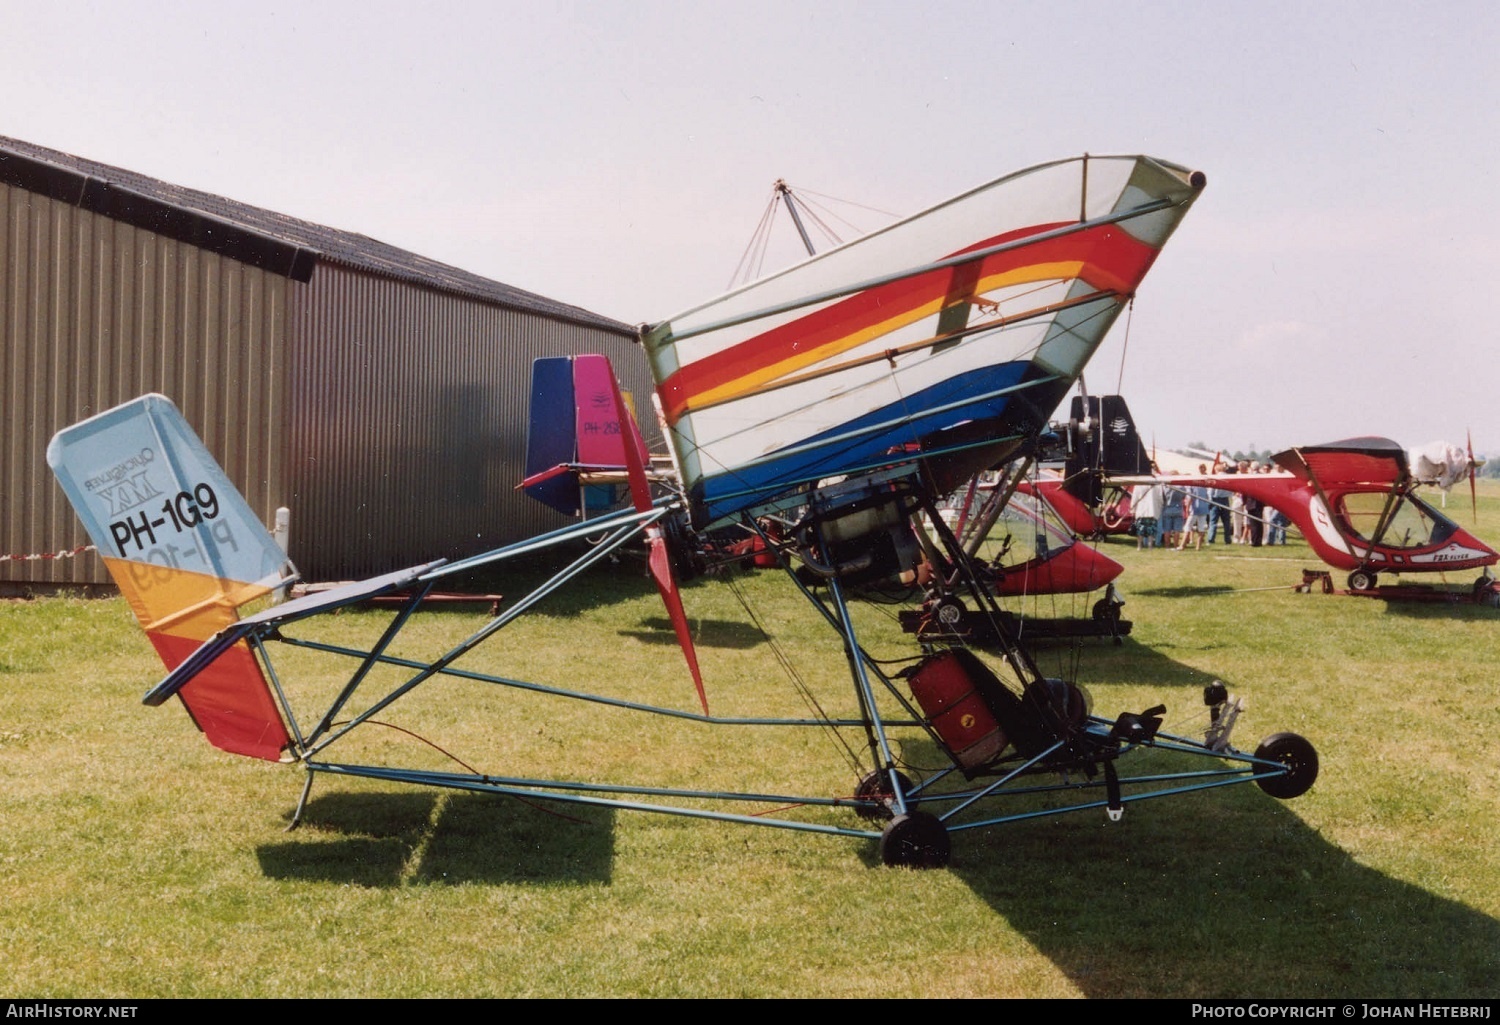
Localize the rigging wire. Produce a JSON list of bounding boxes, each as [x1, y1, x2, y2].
[[332, 719, 593, 825], [786, 184, 901, 221], [726, 186, 783, 290], [1114, 296, 1135, 395], [722, 572, 867, 776], [726, 180, 899, 290]]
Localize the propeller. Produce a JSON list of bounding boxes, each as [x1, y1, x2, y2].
[[608, 367, 709, 715], [1468, 429, 1484, 524]]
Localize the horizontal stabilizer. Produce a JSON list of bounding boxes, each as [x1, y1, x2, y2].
[[144, 560, 446, 708]]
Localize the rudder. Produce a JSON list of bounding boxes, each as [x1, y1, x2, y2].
[[48, 394, 295, 761]]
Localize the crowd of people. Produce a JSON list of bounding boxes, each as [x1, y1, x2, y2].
[[1129, 462, 1289, 551]]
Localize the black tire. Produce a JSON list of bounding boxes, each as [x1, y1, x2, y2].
[[853, 769, 916, 821], [879, 812, 950, 868], [1253, 732, 1318, 799], [1347, 569, 1377, 592], [1024, 678, 1090, 728]]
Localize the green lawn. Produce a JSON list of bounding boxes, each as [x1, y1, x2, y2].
[[2, 484, 1498, 998]]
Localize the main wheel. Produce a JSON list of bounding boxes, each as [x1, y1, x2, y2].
[[1253, 732, 1318, 799], [853, 769, 916, 821], [880, 812, 950, 868], [1347, 569, 1377, 592], [931, 596, 968, 633]]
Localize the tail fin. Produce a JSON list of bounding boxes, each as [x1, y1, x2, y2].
[[524, 356, 706, 712], [1064, 394, 1152, 506], [521, 355, 651, 516], [47, 394, 295, 761]]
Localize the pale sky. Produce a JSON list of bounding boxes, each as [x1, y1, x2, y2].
[[3, 0, 1496, 455]]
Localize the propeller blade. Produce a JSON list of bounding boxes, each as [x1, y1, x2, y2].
[[649, 531, 709, 715], [606, 359, 708, 713], [1470, 429, 1479, 524], [613, 392, 653, 516]]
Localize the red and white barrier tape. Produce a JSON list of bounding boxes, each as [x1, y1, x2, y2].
[[0, 544, 95, 562]]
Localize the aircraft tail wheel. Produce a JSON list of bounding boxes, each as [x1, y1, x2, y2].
[[853, 769, 915, 821], [1347, 569, 1377, 592], [879, 812, 950, 868], [1252, 732, 1318, 799]]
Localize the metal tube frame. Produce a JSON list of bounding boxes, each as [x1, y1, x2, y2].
[[212, 482, 1297, 853]]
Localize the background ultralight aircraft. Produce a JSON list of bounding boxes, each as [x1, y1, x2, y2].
[[1121, 438, 1499, 600]]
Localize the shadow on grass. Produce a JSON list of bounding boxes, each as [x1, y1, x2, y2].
[[255, 790, 614, 887], [939, 781, 1500, 997], [1374, 595, 1500, 620], [1014, 635, 1254, 697], [1130, 585, 1240, 598], [622, 616, 767, 649], [868, 722, 1498, 996]]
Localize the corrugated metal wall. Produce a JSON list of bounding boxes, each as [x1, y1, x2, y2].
[[0, 181, 288, 588], [285, 262, 653, 580]]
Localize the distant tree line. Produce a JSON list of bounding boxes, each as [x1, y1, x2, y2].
[[1185, 441, 1277, 465]]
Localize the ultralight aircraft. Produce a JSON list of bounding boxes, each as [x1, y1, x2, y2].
[[896, 465, 1133, 646], [48, 155, 1320, 867], [1122, 437, 1499, 601]]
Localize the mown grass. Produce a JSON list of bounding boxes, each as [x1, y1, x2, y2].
[[2, 484, 1498, 998]]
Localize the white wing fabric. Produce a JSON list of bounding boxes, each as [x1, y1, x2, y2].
[[643, 156, 1204, 526]]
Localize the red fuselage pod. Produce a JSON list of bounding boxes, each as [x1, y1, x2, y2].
[[1022, 478, 1132, 538], [988, 485, 1124, 596], [991, 536, 1123, 596]]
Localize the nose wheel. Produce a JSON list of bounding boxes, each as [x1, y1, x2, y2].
[[1252, 732, 1318, 799], [880, 812, 950, 868]]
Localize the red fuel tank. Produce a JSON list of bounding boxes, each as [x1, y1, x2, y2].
[[908, 649, 1010, 771]]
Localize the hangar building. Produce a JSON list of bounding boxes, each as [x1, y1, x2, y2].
[[0, 135, 655, 591]]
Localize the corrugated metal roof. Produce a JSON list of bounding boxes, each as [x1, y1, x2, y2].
[[0, 135, 634, 336]]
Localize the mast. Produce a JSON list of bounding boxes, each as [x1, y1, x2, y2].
[[774, 179, 817, 257]]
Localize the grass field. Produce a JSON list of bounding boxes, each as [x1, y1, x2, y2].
[[2, 483, 1498, 998]]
